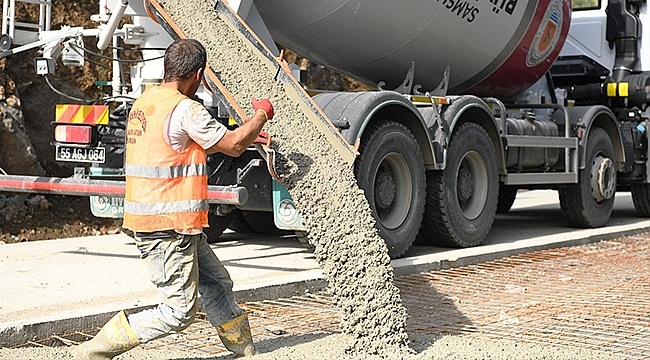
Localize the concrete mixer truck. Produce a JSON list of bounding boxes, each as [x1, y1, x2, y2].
[[1, 0, 649, 259]]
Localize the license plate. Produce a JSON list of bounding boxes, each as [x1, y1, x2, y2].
[[55, 145, 105, 163]]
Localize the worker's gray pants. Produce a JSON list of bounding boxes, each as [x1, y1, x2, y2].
[[127, 231, 243, 343]]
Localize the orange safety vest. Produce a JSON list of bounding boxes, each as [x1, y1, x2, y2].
[[122, 86, 209, 232]]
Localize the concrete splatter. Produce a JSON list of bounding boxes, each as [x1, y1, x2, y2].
[[156, 0, 409, 356]]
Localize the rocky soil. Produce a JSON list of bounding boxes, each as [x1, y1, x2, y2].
[[0, 0, 122, 244], [0, 193, 119, 244]]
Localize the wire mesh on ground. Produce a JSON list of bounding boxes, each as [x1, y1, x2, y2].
[[15, 234, 650, 359]]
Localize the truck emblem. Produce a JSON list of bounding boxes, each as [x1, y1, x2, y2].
[[527, 0, 563, 67]]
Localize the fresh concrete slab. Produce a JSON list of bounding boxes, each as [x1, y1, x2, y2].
[[0, 232, 322, 346]]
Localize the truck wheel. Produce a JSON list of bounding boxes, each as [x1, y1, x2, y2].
[[422, 122, 498, 247], [497, 185, 518, 213], [355, 120, 426, 259], [631, 183, 650, 216], [205, 211, 234, 243], [558, 128, 616, 227], [241, 210, 290, 235], [227, 209, 255, 233]]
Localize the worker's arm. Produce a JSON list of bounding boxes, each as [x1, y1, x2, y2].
[[207, 111, 267, 156], [207, 98, 273, 156]]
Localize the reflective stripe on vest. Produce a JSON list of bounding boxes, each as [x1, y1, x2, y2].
[[124, 198, 209, 215], [125, 163, 207, 178]]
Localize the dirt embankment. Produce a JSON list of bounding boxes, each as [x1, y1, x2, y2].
[[0, 1, 120, 243]]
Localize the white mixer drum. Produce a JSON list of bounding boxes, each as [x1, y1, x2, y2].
[[255, 0, 571, 98]]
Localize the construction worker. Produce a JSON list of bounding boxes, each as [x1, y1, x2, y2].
[[74, 38, 273, 359]]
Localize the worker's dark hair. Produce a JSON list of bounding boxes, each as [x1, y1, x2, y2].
[[163, 39, 207, 82]]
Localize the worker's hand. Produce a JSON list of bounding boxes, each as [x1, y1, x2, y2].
[[252, 97, 274, 121], [276, 49, 292, 75]]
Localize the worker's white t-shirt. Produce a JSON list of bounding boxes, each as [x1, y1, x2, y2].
[[163, 98, 228, 235], [165, 98, 227, 153]]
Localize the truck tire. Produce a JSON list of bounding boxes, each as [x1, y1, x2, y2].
[[99, 103, 129, 168], [422, 122, 498, 247], [355, 120, 426, 259], [558, 128, 616, 227], [227, 209, 255, 233], [497, 185, 518, 213], [241, 210, 290, 235], [631, 183, 650, 216], [205, 211, 234, 243], [227, 210, 289, 235]]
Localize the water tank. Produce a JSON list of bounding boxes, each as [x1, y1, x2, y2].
[[255, 0, 571, 98]]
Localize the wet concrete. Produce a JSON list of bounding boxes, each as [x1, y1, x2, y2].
[[155, 0, 409, 355]]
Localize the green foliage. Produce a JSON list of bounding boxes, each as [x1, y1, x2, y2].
[[573, 0, 600, 10]]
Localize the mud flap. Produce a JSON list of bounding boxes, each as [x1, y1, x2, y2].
[[90, 196, 124, 218], [89, 167, 124, 218], [272, 180, 306, 231]]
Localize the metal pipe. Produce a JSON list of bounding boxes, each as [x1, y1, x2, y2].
[[0, 175, 248, 205], [112, 35, 121, 98], [96, 0, 127, 50], [8, 0, 15, 39]]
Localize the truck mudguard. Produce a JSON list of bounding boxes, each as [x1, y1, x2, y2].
[[313, 91, 437, 168], [563, 105, 625, 170], [439, 95, 507, 174]]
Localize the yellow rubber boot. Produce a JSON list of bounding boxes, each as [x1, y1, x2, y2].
[[216, 313, 256, 357], [74, 310, 141, 359]]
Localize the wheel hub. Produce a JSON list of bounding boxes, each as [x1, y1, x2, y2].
[[591, 155, 616, 202], [457, 167, 474, 202], [375, 170, 396, 209]]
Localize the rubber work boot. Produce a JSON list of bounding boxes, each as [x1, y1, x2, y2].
[[216, 313, 256, 357], [74, 310, 141, 359]]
